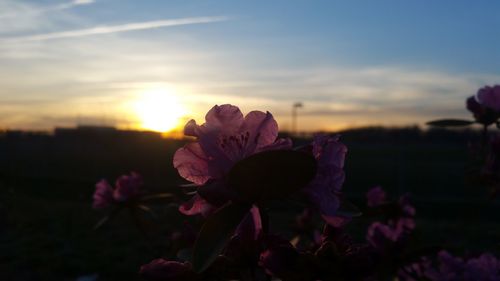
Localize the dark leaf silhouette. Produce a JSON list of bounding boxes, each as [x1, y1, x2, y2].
[[336, 198, 362, 217], [191, 201, 251, 273], [93, 207, 121, 230], [228, 150, 317, 202], [426, 119, 474, 127]]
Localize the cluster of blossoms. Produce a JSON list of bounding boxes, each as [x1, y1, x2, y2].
[[399, 250, 500, 281], [365, 187, 416, 253], [466, 85, 500, 126], [92, 103, 500, 280], [467, 86, 500, 197], [430, 85, 500, 197], [93, 172, 143, 209], [172, 104, 347, 224], [139, 104, 355, 280]]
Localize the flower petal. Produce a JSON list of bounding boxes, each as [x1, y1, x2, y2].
[[173, 142, 211, 185], [113, 172, 143, 202], [92, 179, 114, 209], [235, 205, 262, 241], [304, 135, 347, 223], [240, 111, 279, 153], [306, 175, 342, 217], [205, 104, 244, 133], [314, 135, 347, 168], [179, 194, 216, 217], [259, 137, 293, 153], [140, 259, 196, 281], [321, 214, 351, 227], [477, 85, 500, 111], [184, 119, 199, 137], [366, 186, 386, 207]]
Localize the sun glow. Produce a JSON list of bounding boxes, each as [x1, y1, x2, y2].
[[133, 87, 186, 133]]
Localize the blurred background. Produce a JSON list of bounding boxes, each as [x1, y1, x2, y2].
[[1, 0, 499, 280]]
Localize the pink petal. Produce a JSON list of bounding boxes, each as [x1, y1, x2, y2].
[[306, 178, 342, 216], [140, 259, 195, 281], [366, 186, 386, 207], [304, 135, 348, 222], [259, 137, 293, 152], [314, 136, 347, 168], [477, 85, 500, 111], [240, 111, 279, 154], [173, 142, 212, 185], [183, 119, 199, 137], [321, 214, 351, 227], [113, 172, 143, 202], [235, 205, 263, 241], [204, 104, 244, 133], [178, 194, 216, 217], [92, 179, 114, 209]]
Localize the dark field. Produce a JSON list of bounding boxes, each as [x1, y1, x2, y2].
[[1, 127, 499, 280]]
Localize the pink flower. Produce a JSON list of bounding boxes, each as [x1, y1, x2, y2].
[[92, 179, 113, 209], [366, 192, 416, 251], [464, 253, 500, 280], [140, 259, 198, 281], [400, 251, 500, 281], [173, 104, 292, 215], [303, 135, 348, 225], [467, 96, 483, 116], [366, 186, 386, 207], [477, 85, 500, 111], [92, 172, 143, 209], [113, 172, 143, 202], [367, 218, 415, 249], [466, 86, 500, 125]]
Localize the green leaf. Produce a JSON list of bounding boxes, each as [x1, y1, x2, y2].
[[426, 119, 474, 127], [228, 150, 317, 202], [336, 198, 362, 217], [191, 202, 251, 273]]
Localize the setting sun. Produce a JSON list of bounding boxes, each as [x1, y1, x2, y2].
[[133, 87, 186, 133]]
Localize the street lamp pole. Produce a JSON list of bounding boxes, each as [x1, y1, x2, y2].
[[292, 102, 303, 136]]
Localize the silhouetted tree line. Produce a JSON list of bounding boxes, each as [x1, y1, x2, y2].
[[0, 125, 481, 192]]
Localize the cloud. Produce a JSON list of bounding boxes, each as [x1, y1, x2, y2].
[[0, 25, 497, 131], [0, 0, 94, 19], [1, 16, 229, 43]]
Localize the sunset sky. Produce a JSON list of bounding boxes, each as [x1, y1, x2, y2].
[[1, 0, 499, 133]]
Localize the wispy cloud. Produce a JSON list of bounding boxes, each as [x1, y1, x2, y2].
[[1, 16, 229, 43], [0, 0, 95, 19]]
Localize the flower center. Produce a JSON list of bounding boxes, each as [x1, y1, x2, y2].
[[218, 131, 253, 160]]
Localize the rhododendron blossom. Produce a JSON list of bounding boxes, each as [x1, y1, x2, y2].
[[303, 134, 348, 226], [140, 259, 198, 281], [466, 85, 500, 125], [92, 172, 143, 209], [399, 251, 500, 281], [477, 85, 500, 112], [173, 104, 292, 215], [366, 186, 387, 207], [366, 190, 416, 251]]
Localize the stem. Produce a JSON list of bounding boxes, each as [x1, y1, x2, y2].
[[259, 207, 270, 235], [482, 124, 488, 149], [130, 207, 156, 254]]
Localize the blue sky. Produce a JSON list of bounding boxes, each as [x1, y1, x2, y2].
[[0, 0, 499, 132]]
